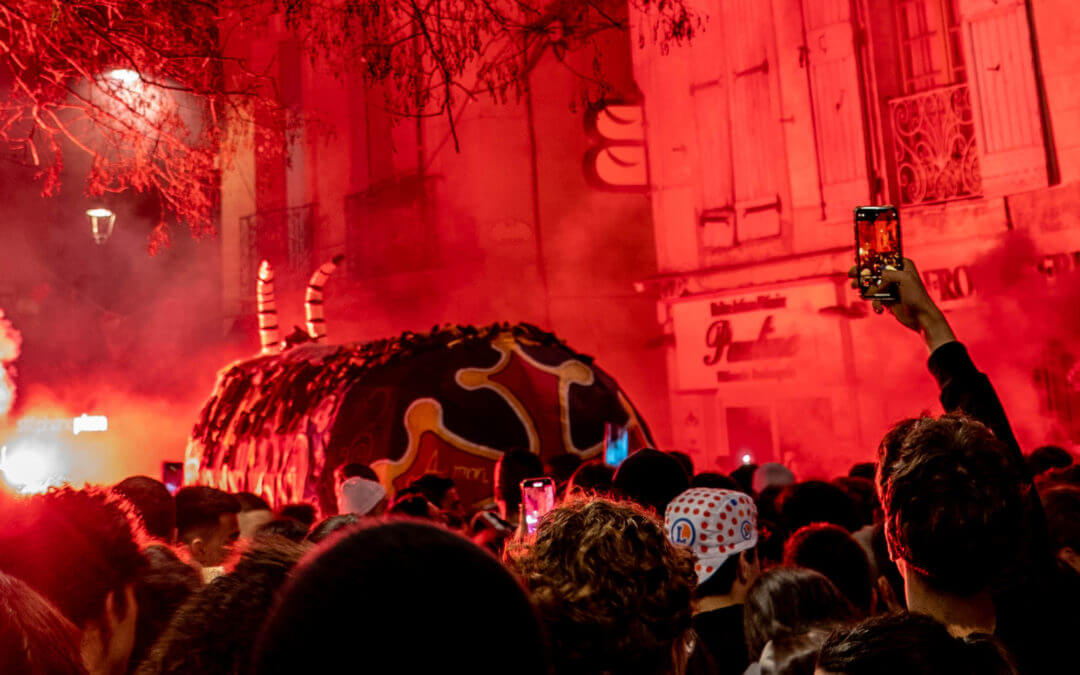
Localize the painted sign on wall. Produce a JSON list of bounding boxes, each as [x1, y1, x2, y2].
[[671, 281, 844, 391]]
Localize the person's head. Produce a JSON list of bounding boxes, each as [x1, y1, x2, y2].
[[0, 570, 87, 675], [878, 415, 1029, 598], [234, 492, 273, 541], [0, 487, 144, 675], [334, 462, 377, 487], [847, 462, 876, 481], [691, 472, 739, 490], [743, 567, 855, 663], [493, 449, 545, 519], [515, 498, 694, 675], [869, 523, 904, 610], [668, 451, 694, 479], [174, 486, 241, 568], [130, 544, 201, 670], [409, 473, 462, 519], [777, 481, 860, 533], [387, 494, 444, 521], [1042, 485, 1080, 577], [730, 463, 758, 495], [566, 460, 615, 497], [545, 452, 585, 489], [759, 628, 831, 675], [253, 522, 548, 674], [753, 463, 795, 495], [831, 477, 879, 528], [1027, 445, 1073, 476], [255, 518, 309, 542], [113, 476, 176, 543], [783, 524, 875, 615], [138, 537, 308, 675], [613, 448, 691, 515], [276, 503, 317, 529], [337, 475, 387, 516], [815, 612, 1017, 675], [665, 488, 760, 602], [305, 514, 360, 544]]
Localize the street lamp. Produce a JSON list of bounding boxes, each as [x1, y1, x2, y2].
[[86, 207, 116, 244]]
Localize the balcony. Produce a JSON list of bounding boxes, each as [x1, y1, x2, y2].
[[237, 203, 315, 303], [887, 84, 982, 206]]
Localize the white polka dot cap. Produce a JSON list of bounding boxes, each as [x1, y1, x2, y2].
[[664, 488, 758, 585]]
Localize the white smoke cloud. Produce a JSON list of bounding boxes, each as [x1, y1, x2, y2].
[[0, 308, 22, 418]]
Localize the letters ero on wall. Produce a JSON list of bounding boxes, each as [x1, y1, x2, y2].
[[187, 260, 652, 513]]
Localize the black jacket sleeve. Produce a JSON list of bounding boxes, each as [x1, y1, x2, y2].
[[927, 341, 1025, 472]]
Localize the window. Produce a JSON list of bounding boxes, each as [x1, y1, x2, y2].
[[895, 0, 965, 94]]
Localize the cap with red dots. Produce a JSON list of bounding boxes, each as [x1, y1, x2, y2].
[[664, 488, 758, 585]]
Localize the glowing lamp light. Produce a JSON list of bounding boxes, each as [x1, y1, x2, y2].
[[0, 442, 64, 495], [741, 453, 753, 465], [73, 414, 108, 435], [105, 68, 142, 85], [86, 207, 116, 244]]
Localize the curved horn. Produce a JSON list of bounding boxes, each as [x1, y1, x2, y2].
[[257, 260, 281, 355], [305, 255, 343, 343]]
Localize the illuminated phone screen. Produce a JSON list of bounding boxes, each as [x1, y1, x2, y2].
[[520, 478, 555, 534], [854, 206, 902, 299], [604, 423, 629, 467]]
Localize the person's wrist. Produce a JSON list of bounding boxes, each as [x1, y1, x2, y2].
[[917, 307, 956, 352]]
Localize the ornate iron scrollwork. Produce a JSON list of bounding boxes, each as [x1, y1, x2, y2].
[[888, 84, 981, 206]]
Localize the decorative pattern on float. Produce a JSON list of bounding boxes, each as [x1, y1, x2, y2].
[[186, 323, 651, 513]]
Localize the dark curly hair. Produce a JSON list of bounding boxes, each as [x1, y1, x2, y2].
[[513, 498, 696, 675], [878, 415, 1029, 596]]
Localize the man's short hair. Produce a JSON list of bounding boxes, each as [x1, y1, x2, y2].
[[879, 415, 1029, 596], [338, 462, 377, 482], [253, 522, 549, 674], [783, 523, 874, 614], [612, 448, 690, 515], [817, 612, 1016, 675], [113, 475, 176, 541], [496, 449, 545, 512], [1027, 445, 1073, 476], [175, 486, 241, 543], [277, 503, 317, 529], [235, 491, 271, 513], [0, 487, 145, 627], [409, 474, 455, 507], [777, 481, 861, 533]]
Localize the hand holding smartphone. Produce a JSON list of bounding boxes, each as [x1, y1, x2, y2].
[[520, 477, 555, 534], [854, 206, 902, 300]]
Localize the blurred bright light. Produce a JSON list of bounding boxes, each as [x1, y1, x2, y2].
[[73, 414, 108, 435], [741, 453, 753, 465], [0, 442, 64, 494], [85, 207, 114, 218], [105, 69, 141, 85]]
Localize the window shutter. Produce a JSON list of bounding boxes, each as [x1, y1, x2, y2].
[[958, 0, 1048, 195], [801, 0, 870, 219], [723, 0, 787, 241]]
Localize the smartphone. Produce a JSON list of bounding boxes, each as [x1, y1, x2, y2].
[[520, 477, 556, 534], [854, 206, 902, 299], [604, 423, 630, 467], [162, 461, 183, 495]]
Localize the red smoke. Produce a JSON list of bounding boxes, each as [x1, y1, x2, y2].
[[0, 309, 21, 418]]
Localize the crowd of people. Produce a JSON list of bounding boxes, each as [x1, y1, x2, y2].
[[2, 260, 1079, 674]]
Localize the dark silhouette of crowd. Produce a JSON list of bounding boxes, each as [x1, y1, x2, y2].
[[2, 258, 1080, 675]]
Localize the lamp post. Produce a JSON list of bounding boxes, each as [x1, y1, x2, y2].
[[86, 207, 116, 244]]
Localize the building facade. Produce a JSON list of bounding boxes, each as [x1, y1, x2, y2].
[[630, 0, 1080, 475], [218, 15, 675, 447]]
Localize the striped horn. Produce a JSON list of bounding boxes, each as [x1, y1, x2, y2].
[[257, 260, 281, 355], [305, 255, 343, 343]]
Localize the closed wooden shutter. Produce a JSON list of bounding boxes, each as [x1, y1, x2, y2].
[[723, 0, 786, 241], [958, 0, 1047, 195], [801, 0, 870, 219]]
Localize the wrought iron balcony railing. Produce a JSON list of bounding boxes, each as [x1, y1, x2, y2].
[[238, 203, 315, 302], [887, 83, 982, 206]]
